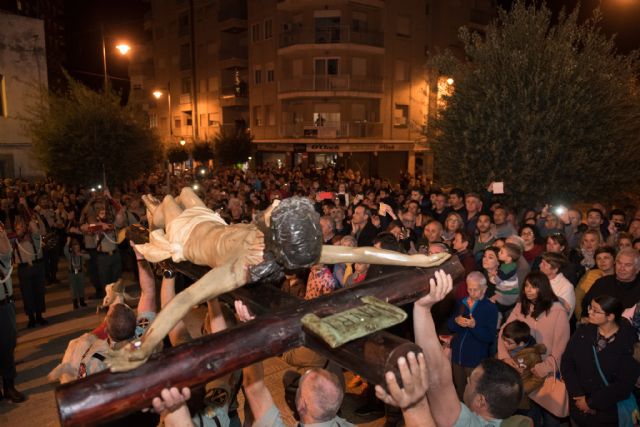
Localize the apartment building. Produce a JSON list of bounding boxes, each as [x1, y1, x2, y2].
[[143, 0, 249, 148], [247, 0, 494, 179], [141, 0, 494, 177]]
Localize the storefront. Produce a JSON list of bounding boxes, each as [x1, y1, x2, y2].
[[254, 142, 431, 179]]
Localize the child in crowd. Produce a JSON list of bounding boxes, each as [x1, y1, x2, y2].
[[490, 242, 521, 315], [64, 237, 89, 309], [344, 262, 369, 287], [501, 320, 547, 409]]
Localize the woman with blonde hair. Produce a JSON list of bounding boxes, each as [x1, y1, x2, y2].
[[442, 212, 465, 245], [579, 229, 603, 270]]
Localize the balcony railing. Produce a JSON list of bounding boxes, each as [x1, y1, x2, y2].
[[279, 25, 384, 48], [219, 85, 249, 107], [279, 75, 383, 94], [280, 122, 382, 139], [219, 46, 248, 61]]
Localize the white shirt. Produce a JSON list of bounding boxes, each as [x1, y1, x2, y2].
[[550, 273, 575, 315]]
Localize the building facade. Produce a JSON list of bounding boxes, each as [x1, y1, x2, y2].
[[0, 0, 65, 92], [141, 0, 494, 179], [0, 12, 47, 178], [139, 0, 249, 149]]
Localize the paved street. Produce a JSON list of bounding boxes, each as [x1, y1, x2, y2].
[[0, 264, 386, 427]]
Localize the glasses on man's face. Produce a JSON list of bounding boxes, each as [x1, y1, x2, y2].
[[588, 305, 606, 315]]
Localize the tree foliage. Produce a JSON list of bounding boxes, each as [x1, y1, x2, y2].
[[214, 128, 252, 166], [167, 145, 189, 164], [24, 77, 162, 186], [191, 140, 215, 163], [430, 1, 640, 206]]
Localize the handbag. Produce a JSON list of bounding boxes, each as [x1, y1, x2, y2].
[[529, 354, 570, 418], [592, 346, 640, 427]]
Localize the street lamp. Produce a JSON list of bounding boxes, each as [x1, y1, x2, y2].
[[115, 43, 131, 55], [153, 84, 173, 140], [101, 24, 130, 91]]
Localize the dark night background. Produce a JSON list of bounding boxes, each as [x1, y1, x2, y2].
[[64, 0, 148, 97], [65, 0, 640, 92]]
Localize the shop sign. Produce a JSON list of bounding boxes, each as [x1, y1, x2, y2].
[[256, 144, 294, 152]]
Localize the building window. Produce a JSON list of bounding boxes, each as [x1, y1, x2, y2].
[[396, 16, 411, 37], [174, 117, 182, 129], [394, 104, 409, 127], [266, 66, 275, 82], [149, 113, 158, 128], [266, 105, 276, 126], [253, 106, 263, 126], [315, 58, 339, 76], [185, 111, 193, 126], [315, 15, 341, 43], [352, 11, 367, 32], [395, 60, 409, 81], [0, 74, 7, 118], [178, 13, 189, 36], [264, 19, 273, 39], [208, 113, 219, 126], [252, 23, 261, 43], [181, 77, 192, 94], [180, 43, 191, 70], [254, 67, 262, 84]]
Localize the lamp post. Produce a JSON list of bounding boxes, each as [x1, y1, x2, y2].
[[154, 84, 180, 188], [100, 24, 131, 91], [153, 82, 172, 139]]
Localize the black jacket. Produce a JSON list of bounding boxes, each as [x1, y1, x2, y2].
[[561, 322, 639, 426], [582, 275, 640, 315]]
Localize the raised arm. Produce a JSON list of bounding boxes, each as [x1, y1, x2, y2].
[[159, 274, 190, 347], [413, 270, 461, 427], [234, 300, 276, 423], [375, 352, 436, 427], [135, 243, 156, 315]]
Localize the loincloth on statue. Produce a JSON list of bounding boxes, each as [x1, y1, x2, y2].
[[136, 206, 227, 263]]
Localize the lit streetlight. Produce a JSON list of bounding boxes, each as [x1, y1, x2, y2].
[[101, 24, 131, 91], [446, 78, 454, 85], [115, 43, 131, 55]]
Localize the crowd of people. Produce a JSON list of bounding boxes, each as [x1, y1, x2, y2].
[[1, 165, 640, 427]]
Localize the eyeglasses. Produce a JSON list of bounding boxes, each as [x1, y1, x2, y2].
[[587, 305, 606, 315]]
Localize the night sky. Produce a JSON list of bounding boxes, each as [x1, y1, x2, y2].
[[64, 0, 147, 96], [64, 0, 640, 91]]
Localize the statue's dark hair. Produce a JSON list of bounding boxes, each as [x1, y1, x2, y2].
[[251, 197, 322, 283], [268, 197, 322, 270]]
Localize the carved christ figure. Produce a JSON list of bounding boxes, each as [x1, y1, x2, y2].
[[106, 188, 449, 372]]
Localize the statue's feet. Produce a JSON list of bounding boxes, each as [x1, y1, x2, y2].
[[105, 344, 150, 372]]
